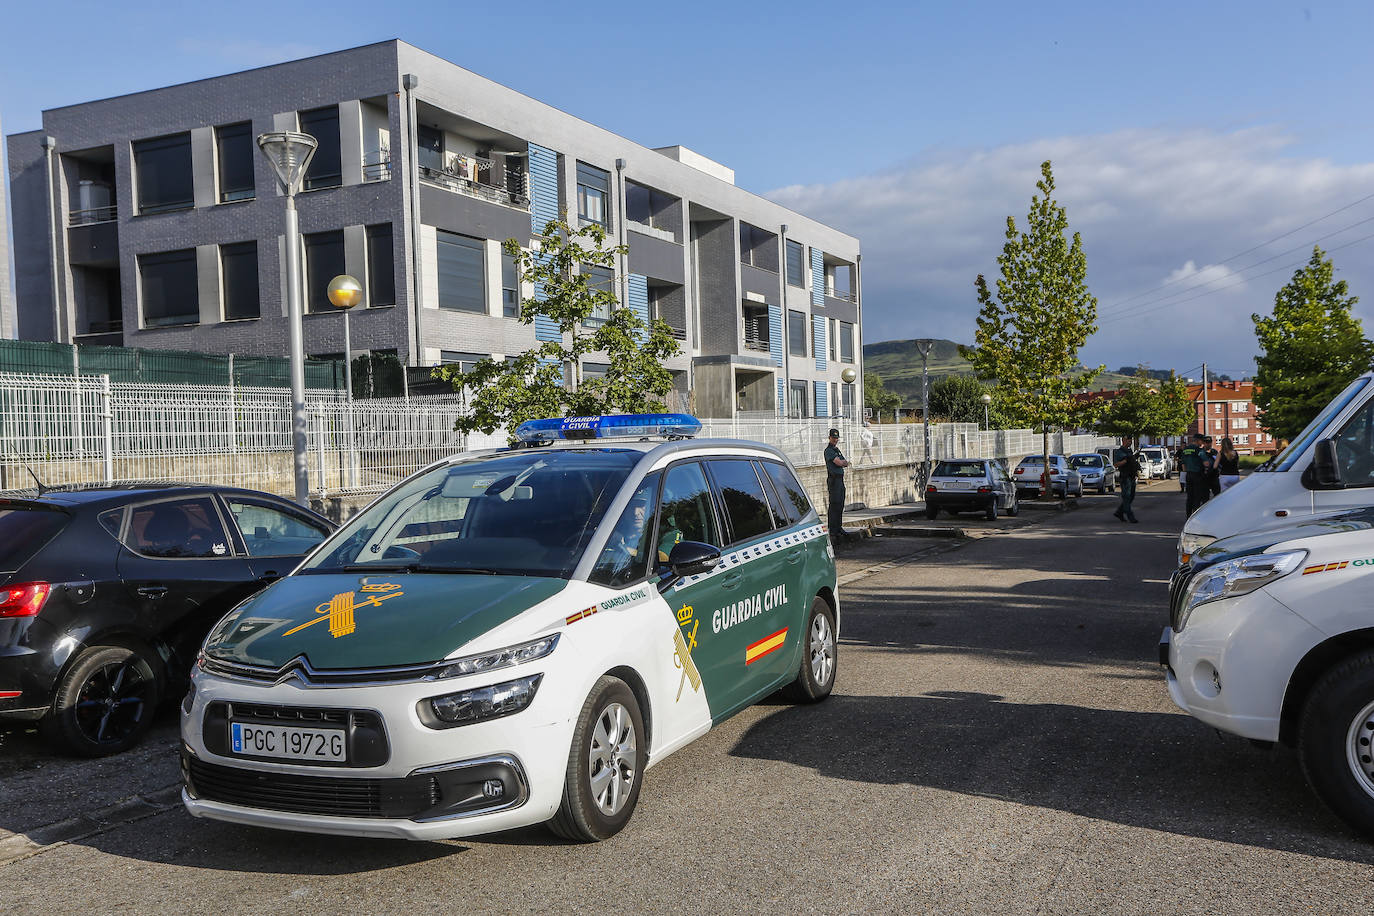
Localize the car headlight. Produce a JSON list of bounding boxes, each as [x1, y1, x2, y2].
[[1178, 550, 1306, 630], [1179, 532, 1217, 564], [423, 673, 544, 728], [427, 634, 559, 680]]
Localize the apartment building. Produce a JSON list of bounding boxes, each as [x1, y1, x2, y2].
[[5, 41, 861, 419], [1188, 380, 1275, 454]]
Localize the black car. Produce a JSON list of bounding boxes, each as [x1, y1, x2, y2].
[[0, 484, 333, 755]]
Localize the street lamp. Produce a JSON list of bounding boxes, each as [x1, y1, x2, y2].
[[257, 131, 318, 506], [981, 393, 992, 430], [328, 275, 362, 489]]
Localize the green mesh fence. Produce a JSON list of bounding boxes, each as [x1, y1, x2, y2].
[[0, 339, 344, 389]]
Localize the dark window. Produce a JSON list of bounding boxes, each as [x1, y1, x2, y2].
[[366, 224, 395, 306], [440, 351, 486, 372], [502, 252, 520, 318], [708, 459, 775, 543], [216, 122, 255, 203], [788, 309, 807, 357], [134, 133, 193, 214], [221, 241, 259, 321], [577, 162, 610, 226], [299, 106, 341, 190], [743, 304, 770, 352], [225, 498, 329, 557], [625, 182, 651, 225], [436, 231, 486, 313], [786, 240, 805, 287], [417, 125, 443, 174], [840, 322, 855, 362], [1334, 400, 1374, 486], [139, 249, 199, 327], [789, 380, 808, 419], [303, 231, 346, 313], [0, 507, 69, 575], [762, 461, 814, 522], [590, 473, 661, 587], [584, 265, 614, 325], [657, 462, 721, 555], [125, 497, 231, 559]]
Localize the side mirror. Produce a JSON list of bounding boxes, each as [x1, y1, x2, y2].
[[658, 541, 721, 592], [1310, 438, 1344, 489]]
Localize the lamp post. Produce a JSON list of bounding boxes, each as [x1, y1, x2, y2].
[[328, 275, 362, 489], [257, 131, 318, 506], [918, 340, 933, 488], [981, 392, 991, 430]]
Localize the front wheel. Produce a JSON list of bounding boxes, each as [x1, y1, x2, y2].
[[784, 598, 837, 703], [549, 676, 646, 842], [1299, 651, 1374, 837]]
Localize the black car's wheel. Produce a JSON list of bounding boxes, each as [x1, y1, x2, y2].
[[925, 506, 939, 520], [44, 644, 162, 757], [784, 597, 837, 703], [550, 675, 646, 842]]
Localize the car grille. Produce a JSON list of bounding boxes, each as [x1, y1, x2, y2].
[[185, 757, 440, 819]]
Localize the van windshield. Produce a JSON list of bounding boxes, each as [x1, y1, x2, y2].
[[1269, 376, 1371, 472]]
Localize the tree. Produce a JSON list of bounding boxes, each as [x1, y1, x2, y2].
[[927, 375, 1000, 425], [1253, 246, 1374, 441], [968, 160, 1101, 489], [864, 372, 902, 422], [1098, 370, 1194, 440], [434, 215, 681, 439]]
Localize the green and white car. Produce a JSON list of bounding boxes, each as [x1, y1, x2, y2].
[[180, 414, 838, 842]]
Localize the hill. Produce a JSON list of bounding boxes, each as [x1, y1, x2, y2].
[[863, 338, 1144, 407]]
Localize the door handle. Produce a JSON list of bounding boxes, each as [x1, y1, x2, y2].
[[137, 585, 169, 599], [786, 549, 803, 565], [721, 572, 744, 590], [257, 571, 280, 582]]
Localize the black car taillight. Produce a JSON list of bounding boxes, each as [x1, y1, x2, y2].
[[0, 582, 51, 618]]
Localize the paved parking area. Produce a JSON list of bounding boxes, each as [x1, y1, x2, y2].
[[3, 480, 1370, 914]]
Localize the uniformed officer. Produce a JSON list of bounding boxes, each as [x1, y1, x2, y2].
[[1181, 433, 1212, 516], [1112, 436, 1140, 523], [824, 428, 850, 544]]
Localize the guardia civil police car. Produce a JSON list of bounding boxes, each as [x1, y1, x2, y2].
[[181, 414, 838, 842]]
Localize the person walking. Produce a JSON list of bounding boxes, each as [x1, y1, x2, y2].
[[1112, 436, 1140, 523], [824, 428, 850, 545], [1181, 433, 1210, 516], [1217, 437, 1241, 491], [1204, 435, 1222, 498]]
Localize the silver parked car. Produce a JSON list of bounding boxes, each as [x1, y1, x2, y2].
[[1013, 454, 1082, 498], [925, 458, 1019, 520], [1068, 452, 1116, 494]]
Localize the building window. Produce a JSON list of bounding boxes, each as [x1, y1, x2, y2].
[[139, 249, 198, 327], [215, 122, 255, 203], [839, 321, 855, 362], [1237, 434, 1249, 445], [1213, 403, 1223, 413], [1235, 402, 1248, 413], [1233, 418, 1248, 429], [789, 380, 808, 419], [739, 223, 776, 270], [436, 231, 486, 313], [829, 318, 838, 361], [303, 230, 345, 313], [417, 125, 444, 174], [502, 252, 521, 318], [577, 162, 610, 227], [220, 242, 259, 321], [366, 224, 395, 306], [842, 382, 856, 419], [299, 106, 342, 190], [786, 240, 805, 287], [582, 362, 610, 379], [440, 351, 486, 372], [133, 133, 194, 214], [788, 309, 807, 357], [584, 265, 614, 325]]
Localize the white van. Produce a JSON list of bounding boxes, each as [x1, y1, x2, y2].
[[1179, 372, 1374, 563]]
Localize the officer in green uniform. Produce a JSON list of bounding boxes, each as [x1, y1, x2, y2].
[[825, 428, 850, 544], [1112, 436, 1140, 523], [1181, 433, 1210, 516]]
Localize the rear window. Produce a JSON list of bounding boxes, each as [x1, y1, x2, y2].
[[933, 462, 985, 477], [761, 461, 814, 524], [708, 459, 775, 544], [0, 506, 70, 574], [1069, 455, 1103, 468]]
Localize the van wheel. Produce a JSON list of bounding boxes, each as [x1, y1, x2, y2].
[[1298, 651, 1374, 837], [43, 645, 162, 757], [784, 598, 837, 703], [549, 676, 645, 842]]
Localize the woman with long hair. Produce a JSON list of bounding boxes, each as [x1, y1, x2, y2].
[[1218, 437, 1241, 491]]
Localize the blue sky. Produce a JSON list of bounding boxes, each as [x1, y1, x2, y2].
[[5, 0, 1374, 378]]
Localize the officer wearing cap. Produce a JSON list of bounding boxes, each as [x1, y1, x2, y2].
[[825, 428, 850, 544]]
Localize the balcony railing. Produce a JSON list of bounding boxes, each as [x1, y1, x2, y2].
[[826, 288, 857, 303], [744, 331, 771, 352], [363, 159, 392, 182], [69, 205, 117, 226], [420, 165, 530, 210]]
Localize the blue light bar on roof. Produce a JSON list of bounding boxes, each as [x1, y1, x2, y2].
[[514, 413, 702, 443]]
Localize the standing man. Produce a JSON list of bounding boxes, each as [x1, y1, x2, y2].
[[1204, 435, 1222, 498], [825, 428, 850, 544], [1112, 436, 1140, 523], [1181, 433, 1209, 515]]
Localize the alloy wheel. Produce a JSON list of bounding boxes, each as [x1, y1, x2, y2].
[[73, 658, 154, 747], [588, 702, 637, 816], [810, 612, 836, 687]]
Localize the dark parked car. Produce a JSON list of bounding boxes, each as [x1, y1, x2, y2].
[[0, 484, 333, 755], [925, 459, 1018, 520]]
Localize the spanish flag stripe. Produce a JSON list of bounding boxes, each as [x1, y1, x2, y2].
[[1304, 566, 1323, 575], [565, 610, 584, 625], [745, 628, 788, 664]]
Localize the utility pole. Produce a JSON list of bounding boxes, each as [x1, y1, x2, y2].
[[919, 340, 933, 489], [1201, 362, 1209, 442]]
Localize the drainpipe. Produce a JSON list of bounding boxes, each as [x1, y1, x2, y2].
[[41, 136, 64, 342], [778, 223, 789, 419], [855, 252, 863, 421], [403, 74, 422, 368], [615, 158, 628, 308]]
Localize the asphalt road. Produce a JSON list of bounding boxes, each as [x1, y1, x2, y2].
[[3, 480, 1372, 914]]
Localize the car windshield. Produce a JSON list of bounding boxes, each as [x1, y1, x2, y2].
[[301, 448, 639, 579], [1069, 455, 1103, 468], [1143, 449, 1163, 458], [933, 461, 985, 477]]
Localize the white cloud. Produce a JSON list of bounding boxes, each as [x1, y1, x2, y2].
[[767, 126, 1374, 375]]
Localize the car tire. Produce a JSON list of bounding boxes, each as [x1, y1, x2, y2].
[[549, 675, 646, 842], [1296, 651, 1374, 837], [1097, 484, 1107, 495], [1006, 496, 1019, 517], [784, 597, 837, 703], [43, 644, 163, 757], [985, 502, 997, 521], [925, 506, 939, 520]]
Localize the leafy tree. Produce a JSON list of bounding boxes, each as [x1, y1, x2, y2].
[[864, 372, 903, 422], [927, 375, 1002, 425], [1252, 246, 1374, 440], [1097, 370, 1194, 440], [434, 215, 681, 439], [968, 160, 1101, 488]]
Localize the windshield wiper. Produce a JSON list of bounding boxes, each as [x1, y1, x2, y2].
[[408, 565, 503, 575]]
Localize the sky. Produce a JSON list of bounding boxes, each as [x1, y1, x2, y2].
[[4, 0, 1374, 379]]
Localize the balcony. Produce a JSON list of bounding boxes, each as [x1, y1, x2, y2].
[[825, 287, 857, 303], [69, 204, 117, 227], [419, 163, 529, 210], [363, 148, 392, 183], [743, 305, 771, 353]]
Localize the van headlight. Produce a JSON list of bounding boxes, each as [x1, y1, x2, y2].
[[427, 634, 559, 680], [423, 674, 544, 728], [1179, 532, 1217, 564], [1178, 550, 1306, 630]]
